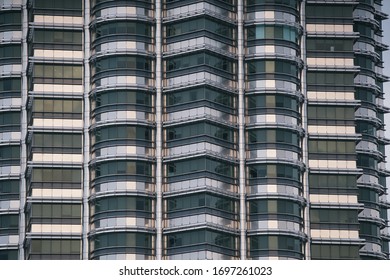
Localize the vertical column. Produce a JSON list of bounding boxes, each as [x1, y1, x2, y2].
[[155, 0, 163, 261], [82, 0, 90, 260], [19, 0, 28, 260], [374, 0, 390, 258], [237, 0, 246, 260], [300, 0, 310, 260]]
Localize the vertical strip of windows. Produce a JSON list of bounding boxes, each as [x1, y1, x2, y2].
[[0, 0, 24, 260], [244, 0, 304, 260], [89, 0, 156, 260], [162, 0, 239, 260], [24, 0, 83, 260], [155, 0, 163, 260], [353, 0, 390, 260], [306, 1, 362, 260]]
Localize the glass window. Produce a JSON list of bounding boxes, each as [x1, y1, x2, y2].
[[32, 133, 82, 152], [247, 59, 298, 76], [355, 88, 376, 103], [247, 25, 299, 43], [0, 214, 18, 229], [34, 29, 82, 45], [91, 196, 153, 214], [95, 160, 153, 178], [29, 239, 81, 256], [0, 111, 20, 129], [310, 209, 358, 224], [166, 157, 235, 178], [31, 203, 81, 219], [33, 64, 82, 84], [95, 21, 151, 38], [93, 90, 152, 109], [0, 11, 21, 30], [166, 86, 234, 108], [357, 154, 378, 169], [34, 0, 82, 10], [308, 140, 355, 154], [249, 235, 302, 253], [33, 98, 82, 117], [354, 23, 374, 38], [248, 164, 300, 181], [91, 232, 153, 252], [0, 145, 20, 160], [93, 125, 152, 143], [0, 45, 21, 60], [248, 128, 299, 146], [308, 105, 355, 120], [356, 121, 376, 137], [309, 174, 357, 194], [307, 72, 354, 86], [31, 168, 82, 184], [167, 193, 236, 213], [166, 121, 234, 143], [306, 5, 353, 18], [167, 229, 237, 250], [246, 0, 298, 7], [0, 250, 18, 260], [94, 55, 151, 73], [0, 180, 19, 198], [360, 222, 380, 237], [307, 38, 353, 52], [311, 244, 360, 259], [0, 78, 21, 92], [355, 55, 375, 71], [358, 188, 379, 204], [166, 52, 235, 73], [249, 199, 301, 216], [166, 16, 234, 39], [247, 94, 298, 110]]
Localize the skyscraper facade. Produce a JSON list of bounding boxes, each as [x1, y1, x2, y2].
[[0, 0, 389, 260]]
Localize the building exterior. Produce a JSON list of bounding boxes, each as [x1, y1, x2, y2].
[[0, 0, 389, 260]]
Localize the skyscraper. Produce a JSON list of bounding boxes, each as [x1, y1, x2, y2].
[[0, 0, 389, 260]]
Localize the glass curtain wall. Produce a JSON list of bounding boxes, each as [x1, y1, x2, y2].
[[245, 0, 305, 259], [162, 0, 239, 259], [0, 0, 22, 260], [24, 0, 84, 260], [88, 0, 156, 260]]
